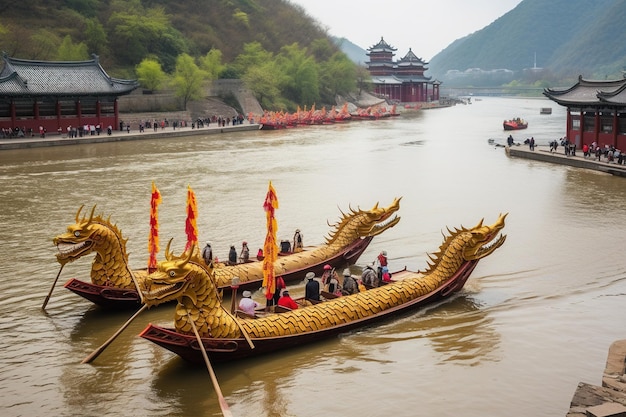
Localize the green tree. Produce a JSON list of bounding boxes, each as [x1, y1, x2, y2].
[[136, 58, 166, 92], [107, 2, 187, 71], [30, 29, 61, 60], [318, 52, 357, 103], [242, 61, 282, 109], [171, 53, 206, 110], [85, 18, 107, 56], [231, 42, 274, 78], [277, 43, 319, 105], [57, 35, 89, 61], [198, 49, 225, 80]]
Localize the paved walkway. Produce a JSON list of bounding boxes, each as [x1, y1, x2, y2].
[[507, 145, 626, 178], [0, 122, 260, 150]]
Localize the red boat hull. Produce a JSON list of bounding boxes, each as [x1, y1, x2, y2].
[[64, 278, 141, 310], [64, 237, 374, 309], [139, 260, 479, 364], [503, 121, 528, 130]]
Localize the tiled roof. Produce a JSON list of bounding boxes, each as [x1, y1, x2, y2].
[[371, 74, 432, 84], [368, 37, 397, 53], [0, 54, 139, 97], [397, 48, 427, 66], [543, 75, 626, 106]]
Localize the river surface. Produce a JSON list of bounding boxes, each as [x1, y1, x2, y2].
[[1, 97, 625, 417]]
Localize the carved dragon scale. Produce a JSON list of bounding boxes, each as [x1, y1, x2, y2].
[[140, 214, 507, 338], [53, 198, 402, 291]]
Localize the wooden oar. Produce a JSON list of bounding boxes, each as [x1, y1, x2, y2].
[[42, 264, 65, 310], [81, 304, 148, 364], [187, 312, 233, 417]]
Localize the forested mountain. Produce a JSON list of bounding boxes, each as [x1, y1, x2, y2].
[[427, 0, 626, 84], [0, 0, 329, 75]]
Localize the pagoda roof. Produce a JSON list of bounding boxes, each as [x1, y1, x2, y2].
[[372, 74, 433, 84], [0, 54, 139, 97], [367, 37, 397, 53], [543, 75, 626, 107], [397, 48, 428, 67]]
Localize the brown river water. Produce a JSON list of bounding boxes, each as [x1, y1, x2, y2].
[[1, 97, 625, 417]]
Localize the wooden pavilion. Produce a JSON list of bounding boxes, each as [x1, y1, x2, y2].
[[544, 75, 626, 150], [366, 37, 440, 103], [0, 53, 138, 136]]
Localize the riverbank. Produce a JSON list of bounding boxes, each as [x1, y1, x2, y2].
[[506, 145, 626, 178], [567, 340, 626, 416], [0, 121, 260, 151]]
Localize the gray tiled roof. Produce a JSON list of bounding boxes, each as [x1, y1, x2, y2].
[[544, 76, 626, 106], [0, 54, 138, 97]]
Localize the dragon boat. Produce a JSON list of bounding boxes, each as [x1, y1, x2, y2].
[[138, 214, 507, 364], [53, 199, 401, 309]]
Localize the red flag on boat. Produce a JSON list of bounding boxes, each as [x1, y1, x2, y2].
[[262, 181, 279, 300], [148, 181, 162, 272], [184, 185, 198, 252]]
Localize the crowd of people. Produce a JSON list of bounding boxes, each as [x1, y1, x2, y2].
[[236, 249, 393, 316]]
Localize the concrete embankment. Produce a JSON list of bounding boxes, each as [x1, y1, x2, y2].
[[567, 340, 626, 416], [0, 122, 260, 151], [506, 145, 626, 178]]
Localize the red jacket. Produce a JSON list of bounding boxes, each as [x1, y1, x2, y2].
[[277, 295, 298, 310]]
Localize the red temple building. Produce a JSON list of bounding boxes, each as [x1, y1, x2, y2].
[[544, 75, 626, 150], [0, 54, 138, 136], [366, 37, 440, 103]]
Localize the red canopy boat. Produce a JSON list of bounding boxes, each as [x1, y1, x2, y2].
[[503, 118, 528, 130]]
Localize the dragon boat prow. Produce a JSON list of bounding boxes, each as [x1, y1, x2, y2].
[[139, 213, 507, 365], [52, 198, 401, 309]]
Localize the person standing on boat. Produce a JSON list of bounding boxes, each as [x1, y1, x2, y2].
[[321, 264, 339, 287], [304, 271, 320, 301], [228, 245, 238, 265], [238, 290, 259, 316], [361, 263, 378, 288], [239, 241, 250, 263], [376, 250, 388, 285], [202, 241, 213, 265], [293, 229, 303, 252], [341, 269, 359, 295], [273, 275, 286, 305], [278, 290, 298, 310]]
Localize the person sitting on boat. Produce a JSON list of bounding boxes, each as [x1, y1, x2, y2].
[[239, 241, 250, 263], [382, 266, 392, 283], [376, 250, 388, 285], [341, 269, 359, 296], [304, 271, 320, 301], [228, 245, 238, 265], [201, 241, 213, 265], [293, 229, 303, 252], [277, 290, 299, 310], [361, 263, 378, 288], [256, 248, 264, 260], [238, 290, 259, 316]]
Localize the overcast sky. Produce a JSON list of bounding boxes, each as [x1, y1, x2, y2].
[[289, 0, 523, 61]]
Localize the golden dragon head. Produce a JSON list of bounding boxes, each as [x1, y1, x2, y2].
[[421, 213, 507, 274], [141, 241, 216, 307], [52, 205, 128, 266], [326, 197, 402, 245]]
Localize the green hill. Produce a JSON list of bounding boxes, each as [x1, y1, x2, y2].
[[0, 0, 331, 76], [427, 0, 626, 84]]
